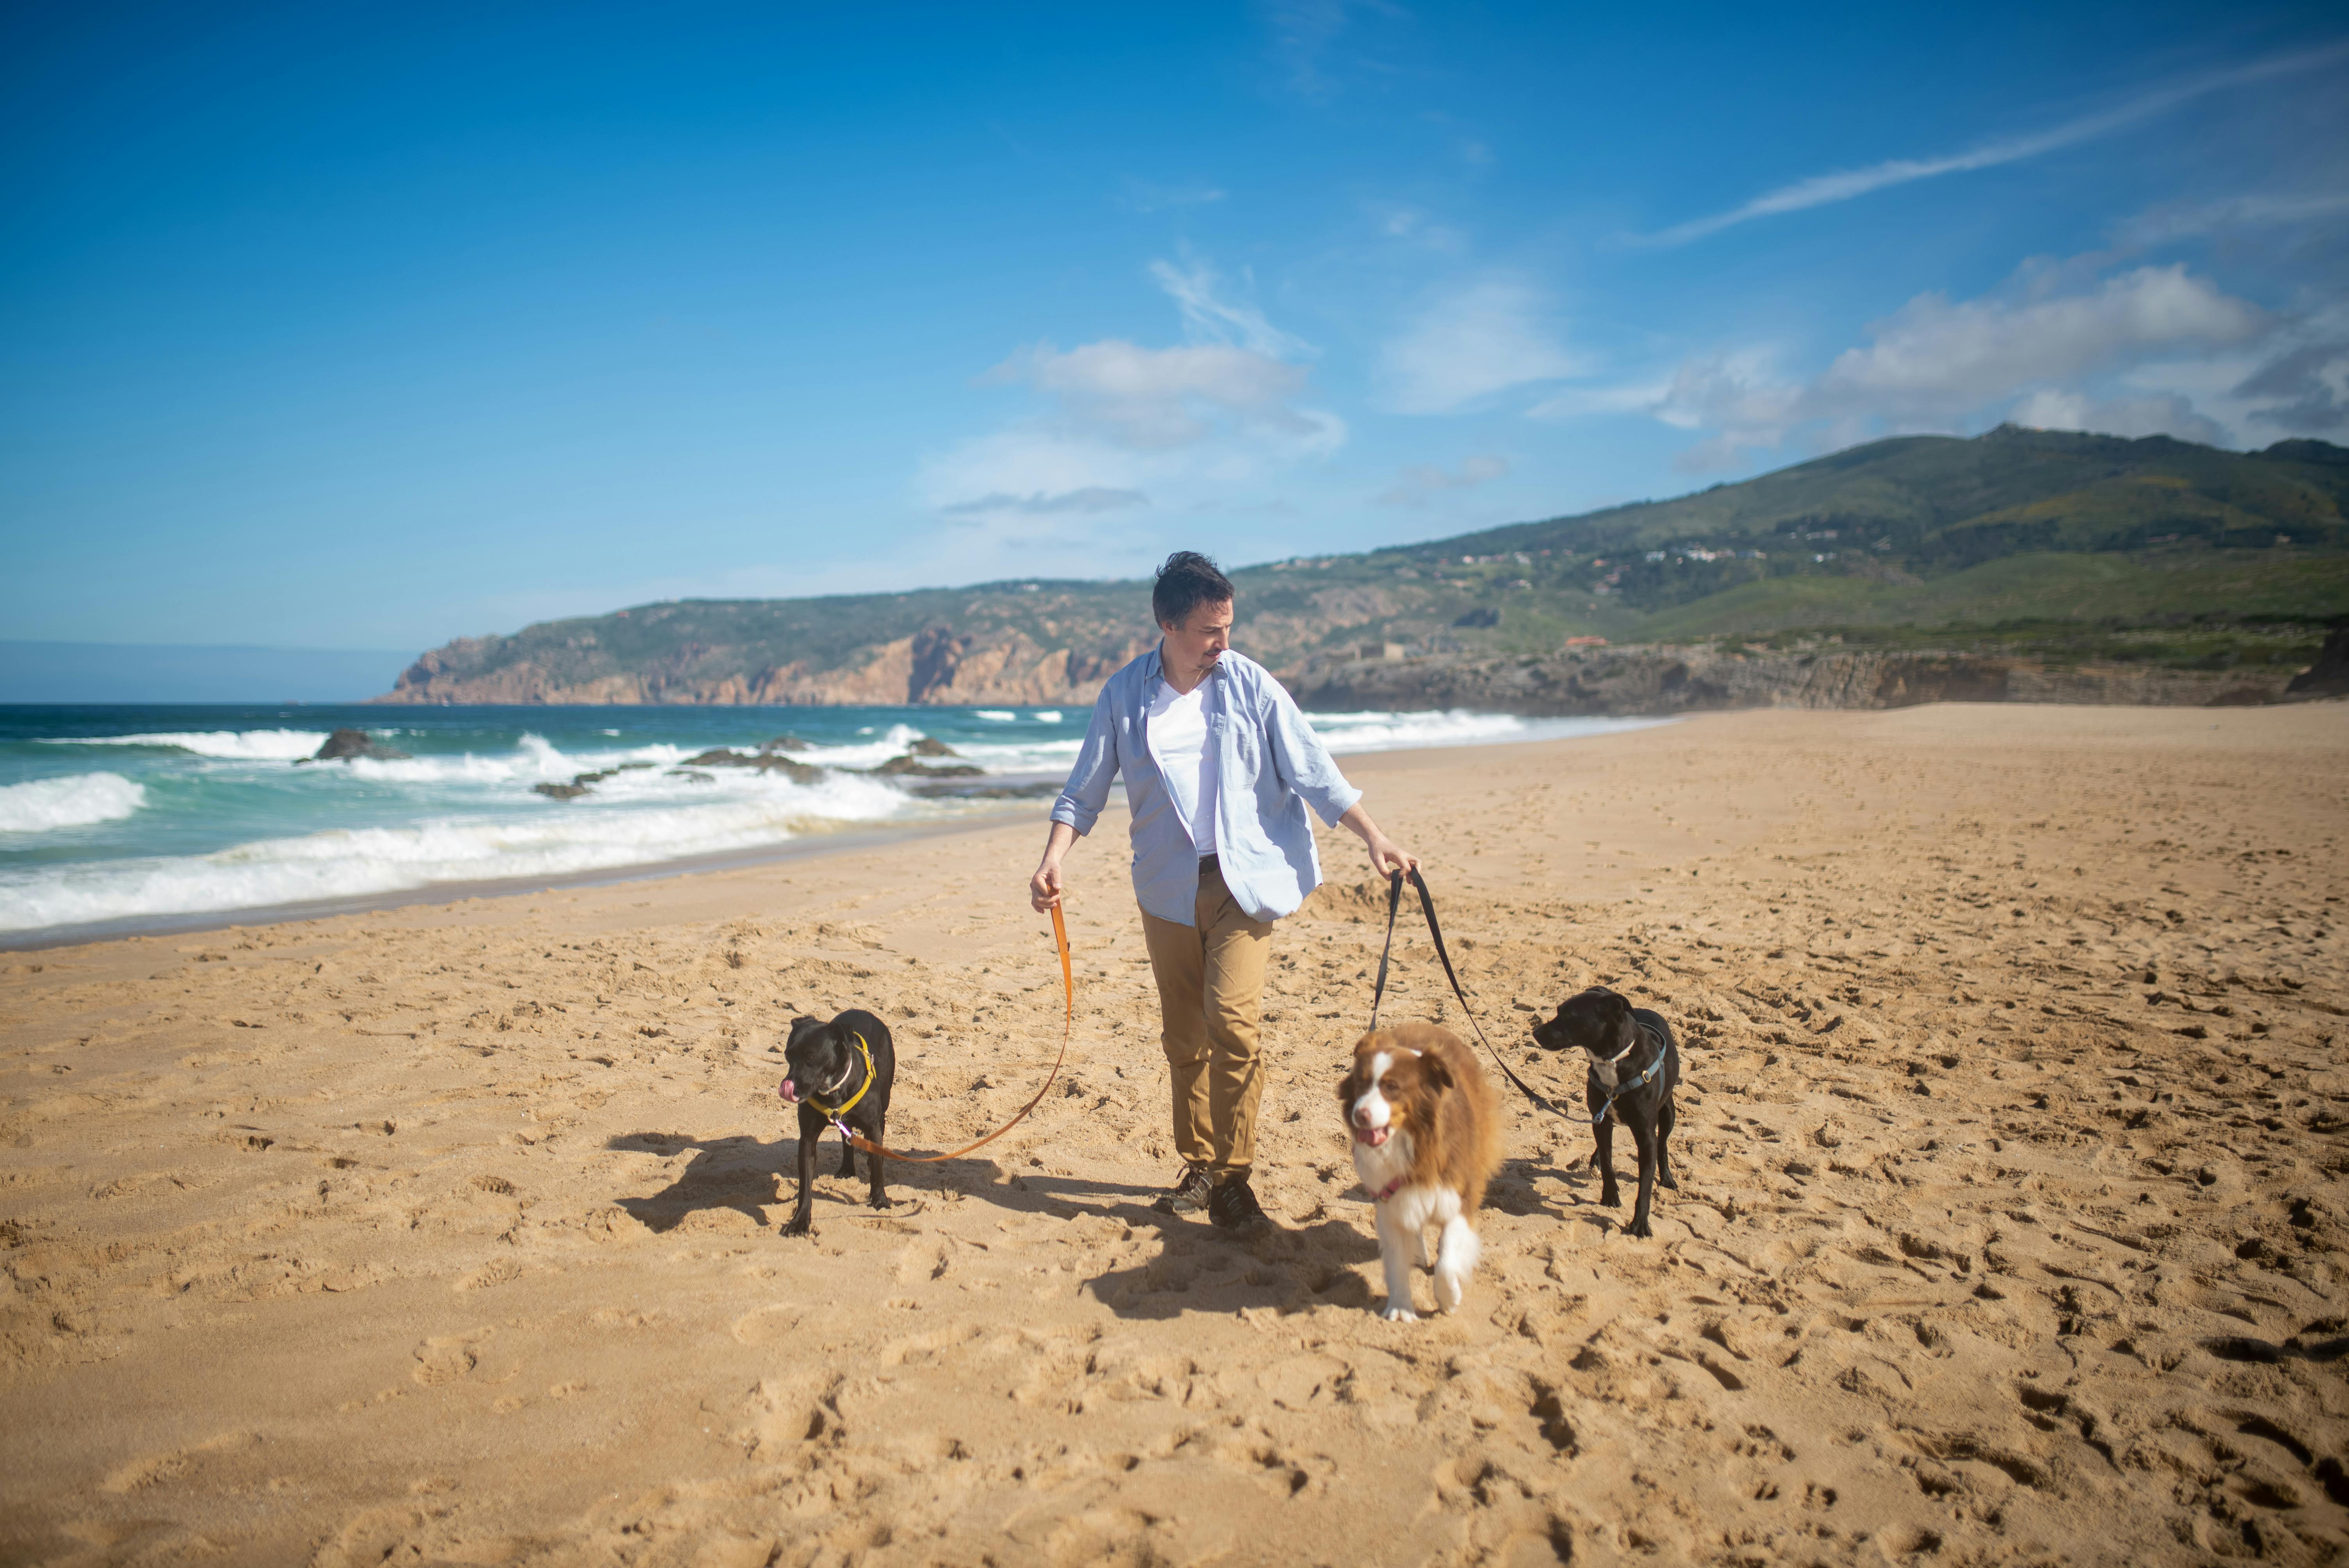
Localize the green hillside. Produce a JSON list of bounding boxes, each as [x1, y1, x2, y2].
[[385, 426, 2349, 701]]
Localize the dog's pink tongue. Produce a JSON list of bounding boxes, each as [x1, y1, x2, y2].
[[1355, 1126, 1389, 1147], [778, 1078, 798, 1103]]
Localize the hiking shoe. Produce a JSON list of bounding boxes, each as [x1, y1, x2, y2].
[[1208, 1174, 1272, 1233], [1151, 1165, 1215, 1215]]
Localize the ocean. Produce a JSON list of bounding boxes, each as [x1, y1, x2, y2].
[[0, 703, 1664, 941]]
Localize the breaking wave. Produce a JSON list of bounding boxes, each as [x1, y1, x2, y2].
[[0, 773, 912, 932], [0, 773, 148, 834]]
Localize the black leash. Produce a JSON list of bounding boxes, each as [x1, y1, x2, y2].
[[1368, 868, 1571, 1121]]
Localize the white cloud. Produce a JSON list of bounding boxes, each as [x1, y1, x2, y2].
[[1375, 453, 1510, 506], [1554, 262, 2286, 464], [988, 339, 1331, 451], [1378, 277, 1584, 414], [2234, 338, 2349, 435], [1652, 348, 1806, 434], [2009, 389, 2227, 444], [1817, 264, 2269, 418], [1639, 42, 2349, 246], [920, 249, 1343, 548]]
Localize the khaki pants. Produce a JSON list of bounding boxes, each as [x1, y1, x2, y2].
[[1139, 856, 1273, 1179]]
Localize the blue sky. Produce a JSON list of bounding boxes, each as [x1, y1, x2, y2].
[[4, 1, 2345, 655]]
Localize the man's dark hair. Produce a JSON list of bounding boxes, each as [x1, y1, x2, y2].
[[1152, 551, 1233, 629]]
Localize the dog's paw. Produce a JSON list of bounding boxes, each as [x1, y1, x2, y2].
[[1598, 1187, 1622, 1208], [781, 1216, 813, 1238], [1379, 1302, 1420, 1323], [1626, 1216, 1653, 1239], [1434, 1270, 1466, 1313], [868, 1194, 893, 1211], [1657, 1170, 1680, 1190]]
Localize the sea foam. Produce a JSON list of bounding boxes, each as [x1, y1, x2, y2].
[[0, 773, 148, 833], [1307, 709, 1669, 755], [43, 729, 330, 761]]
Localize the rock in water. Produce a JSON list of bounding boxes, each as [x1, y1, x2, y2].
[[2286, 628, 2349, 698], [298, 728, 411, 764], [907, 736, 960, 757], [873, 754, 983, 778], [533, 782, 591, 800]]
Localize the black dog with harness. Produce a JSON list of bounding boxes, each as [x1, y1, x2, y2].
[[1532, 987, 1681, 1238], [776, 1009, 896, 1235]]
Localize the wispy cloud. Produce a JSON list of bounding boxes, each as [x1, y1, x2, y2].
[[1150, 257, 1315, 359], [2114, 190, 2349, 249], [1638, 41, 2349, 246], [1119, 179, 1228, 214], [1372, 205, 1468, 253], [1262, 0, 1403, 102], [1375, 453, 1510, 506], [941, 487, 1149, 518]]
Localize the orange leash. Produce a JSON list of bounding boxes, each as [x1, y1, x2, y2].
[[829, 902, 1074, 1164]]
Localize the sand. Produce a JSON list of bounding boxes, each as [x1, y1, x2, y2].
[[2, 702, 2344, 1567]]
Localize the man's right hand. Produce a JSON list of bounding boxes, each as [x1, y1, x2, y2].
[[1030, 858, 1063, 912]]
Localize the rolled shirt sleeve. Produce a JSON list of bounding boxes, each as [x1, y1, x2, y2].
[[1049, 688, 1121, 836], [1263, 680, 1361, 828]]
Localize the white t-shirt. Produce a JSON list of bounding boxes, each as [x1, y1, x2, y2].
[[1146, 677, 1218, 856]]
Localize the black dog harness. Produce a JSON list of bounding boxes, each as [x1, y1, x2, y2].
[[1586, 1023, 1667, 1128]]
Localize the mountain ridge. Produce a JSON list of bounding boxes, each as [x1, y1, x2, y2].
[[376, 427, 2349, 708]]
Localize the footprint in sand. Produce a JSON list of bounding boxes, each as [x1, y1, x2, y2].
[[730, 1306, 800, 1345], [100, 1431, 261, 1493], [409, 1332, 487, 1385]]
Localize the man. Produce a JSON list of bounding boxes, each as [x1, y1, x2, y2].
[[1030, 551, 1417, 1231]]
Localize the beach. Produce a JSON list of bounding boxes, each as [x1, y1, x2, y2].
[[2, 701, 2344, 1565]]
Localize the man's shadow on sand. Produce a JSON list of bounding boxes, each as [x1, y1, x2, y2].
[[609, 1135, 1589, 1320]]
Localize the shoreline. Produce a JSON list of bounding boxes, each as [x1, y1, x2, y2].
[[0, 714, 1672, 951], [0, 806, 1037, 954]]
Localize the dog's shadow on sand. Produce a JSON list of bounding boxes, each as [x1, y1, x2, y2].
[[608, 1128, 1009, 1233]]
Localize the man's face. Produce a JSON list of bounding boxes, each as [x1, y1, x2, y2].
[[1160, 598, 1234, 682]]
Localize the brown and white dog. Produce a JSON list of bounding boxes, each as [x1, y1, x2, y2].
[[1337, 1022, 1504, 1321]]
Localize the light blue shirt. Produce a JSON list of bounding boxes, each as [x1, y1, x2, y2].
[[1051, 646, 1363, 926]]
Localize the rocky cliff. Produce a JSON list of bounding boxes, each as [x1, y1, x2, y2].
[[1285, 643, 2306, 716], [386, 623, 1153, 707]]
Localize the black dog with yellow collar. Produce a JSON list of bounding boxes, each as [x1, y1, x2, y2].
[[776, 1009, 896, 1235]]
